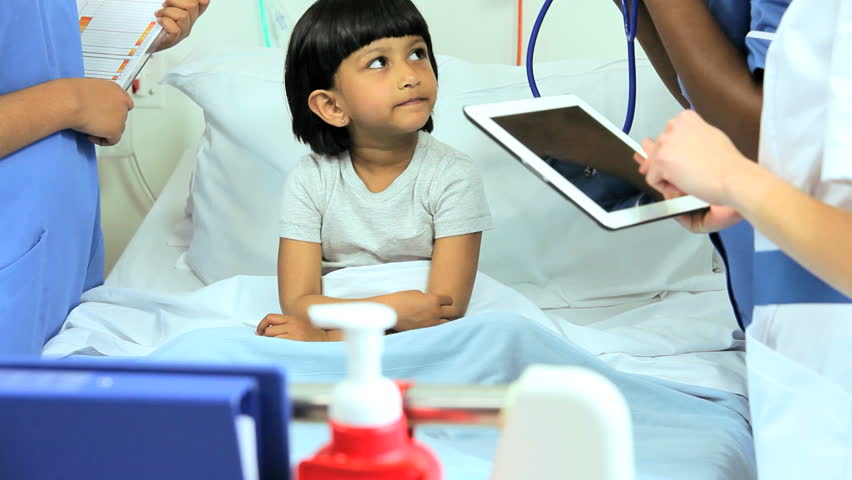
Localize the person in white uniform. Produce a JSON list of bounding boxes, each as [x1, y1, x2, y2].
[[634, 0, 852, 476]]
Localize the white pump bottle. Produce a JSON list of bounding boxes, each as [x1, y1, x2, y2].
[[307, 302, 402, 427]]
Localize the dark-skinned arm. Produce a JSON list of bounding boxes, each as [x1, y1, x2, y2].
[[612, 0, 762, 159], [612, 0, 689, 109]]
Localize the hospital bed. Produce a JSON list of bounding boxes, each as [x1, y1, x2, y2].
[[43, 48, 755, 478]]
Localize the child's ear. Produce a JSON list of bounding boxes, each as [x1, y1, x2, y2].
[[307, 90, 350, 127]]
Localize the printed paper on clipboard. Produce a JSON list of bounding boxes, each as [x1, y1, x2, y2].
[[77, 0, 166, 90]]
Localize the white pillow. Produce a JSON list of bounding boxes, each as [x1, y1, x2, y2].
[[164, 48, 722, 304], [163, 48, 310, 285]]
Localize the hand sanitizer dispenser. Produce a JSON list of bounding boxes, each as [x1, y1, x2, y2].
[[297, 302, 442, 480]]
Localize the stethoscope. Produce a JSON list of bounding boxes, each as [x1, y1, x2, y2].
[[526, 0, 639, 134]]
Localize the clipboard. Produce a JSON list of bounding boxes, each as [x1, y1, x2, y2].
[[78, 0, 167, 90]]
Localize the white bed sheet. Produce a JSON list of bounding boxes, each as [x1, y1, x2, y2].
[[101, 149, 746, 396]]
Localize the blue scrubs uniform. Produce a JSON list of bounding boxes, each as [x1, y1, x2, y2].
[[682, 0, 791, 330], [0, 1, 105, 356]]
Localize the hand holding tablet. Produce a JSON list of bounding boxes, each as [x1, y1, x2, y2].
[[464, 95, 709, 230]]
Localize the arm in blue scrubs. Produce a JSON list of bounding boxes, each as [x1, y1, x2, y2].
[[627, 0, 792, 330], [706, 0, 791, 331], [0, 0, 207, 356], [0, 1, 105, 356]]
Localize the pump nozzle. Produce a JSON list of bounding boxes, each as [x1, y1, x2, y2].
[[308, 302, 402, 427]]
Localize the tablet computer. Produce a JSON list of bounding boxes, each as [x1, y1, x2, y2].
[[464, 94, 708, 230]]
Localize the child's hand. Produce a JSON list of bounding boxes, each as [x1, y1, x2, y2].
[[384, 290, 454, 331], [154, 0, 211, 51], [256, 313, 329, 342]]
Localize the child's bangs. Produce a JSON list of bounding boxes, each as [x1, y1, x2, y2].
[[320, 0, 431, 66]]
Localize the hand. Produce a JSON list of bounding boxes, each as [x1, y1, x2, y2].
[[60, 78, 134, 146], [256, 313, 330, 342], [635, 110, 750, 206], [673, 205, 743, 233], [632, 170, 744, 234], [383, 290, 455, 332], [154, 0, 211, 51]]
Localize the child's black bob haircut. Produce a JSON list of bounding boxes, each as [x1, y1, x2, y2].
[[285, 0, 439, 157]]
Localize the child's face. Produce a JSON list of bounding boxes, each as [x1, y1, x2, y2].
[[332, 35, 437, 139]]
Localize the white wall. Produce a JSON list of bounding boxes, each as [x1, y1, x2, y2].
[[98, 0, 647, 272], [281, 0, 642, 65]]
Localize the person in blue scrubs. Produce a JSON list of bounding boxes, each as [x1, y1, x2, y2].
[[0, 0, 210, 356], [609, 0, 792, 330]]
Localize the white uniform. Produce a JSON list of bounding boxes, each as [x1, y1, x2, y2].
[[747, 0, 852, 477]]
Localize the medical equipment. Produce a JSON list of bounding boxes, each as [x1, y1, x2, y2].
[[493, 365, 634, 480], [526, 0, 639, 134], [257, 0, 291, 48], [0, 360, 633, 480], [292, 383, 506, 426], [0, 360, 291, 480], [292, 303, 636, 480], [295, 302, 634, 480], [299, 302, 441, 479], [1, 304, 634, 480], [292, 367, 635, 480]]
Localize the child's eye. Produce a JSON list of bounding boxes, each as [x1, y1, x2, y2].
[[368, 57, 388, 69], [410, 48, 427, 61]]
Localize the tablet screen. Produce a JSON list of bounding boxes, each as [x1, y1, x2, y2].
[[493, 106, 664, 212]]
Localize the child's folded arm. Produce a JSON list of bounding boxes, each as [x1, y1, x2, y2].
[[276, 238, 452, 334], [426, 231, 483, 321]]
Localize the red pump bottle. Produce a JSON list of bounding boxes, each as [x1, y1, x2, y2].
[[298, 303, 442, 480]]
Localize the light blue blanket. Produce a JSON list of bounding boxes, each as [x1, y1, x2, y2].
[[144, 313, 755, 480]]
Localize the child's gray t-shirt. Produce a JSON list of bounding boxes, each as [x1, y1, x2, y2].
[[279, 132, 493, 274]]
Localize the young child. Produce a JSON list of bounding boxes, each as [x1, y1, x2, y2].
[[635, 0, 851, 476], [256, 0, 493, 342]]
